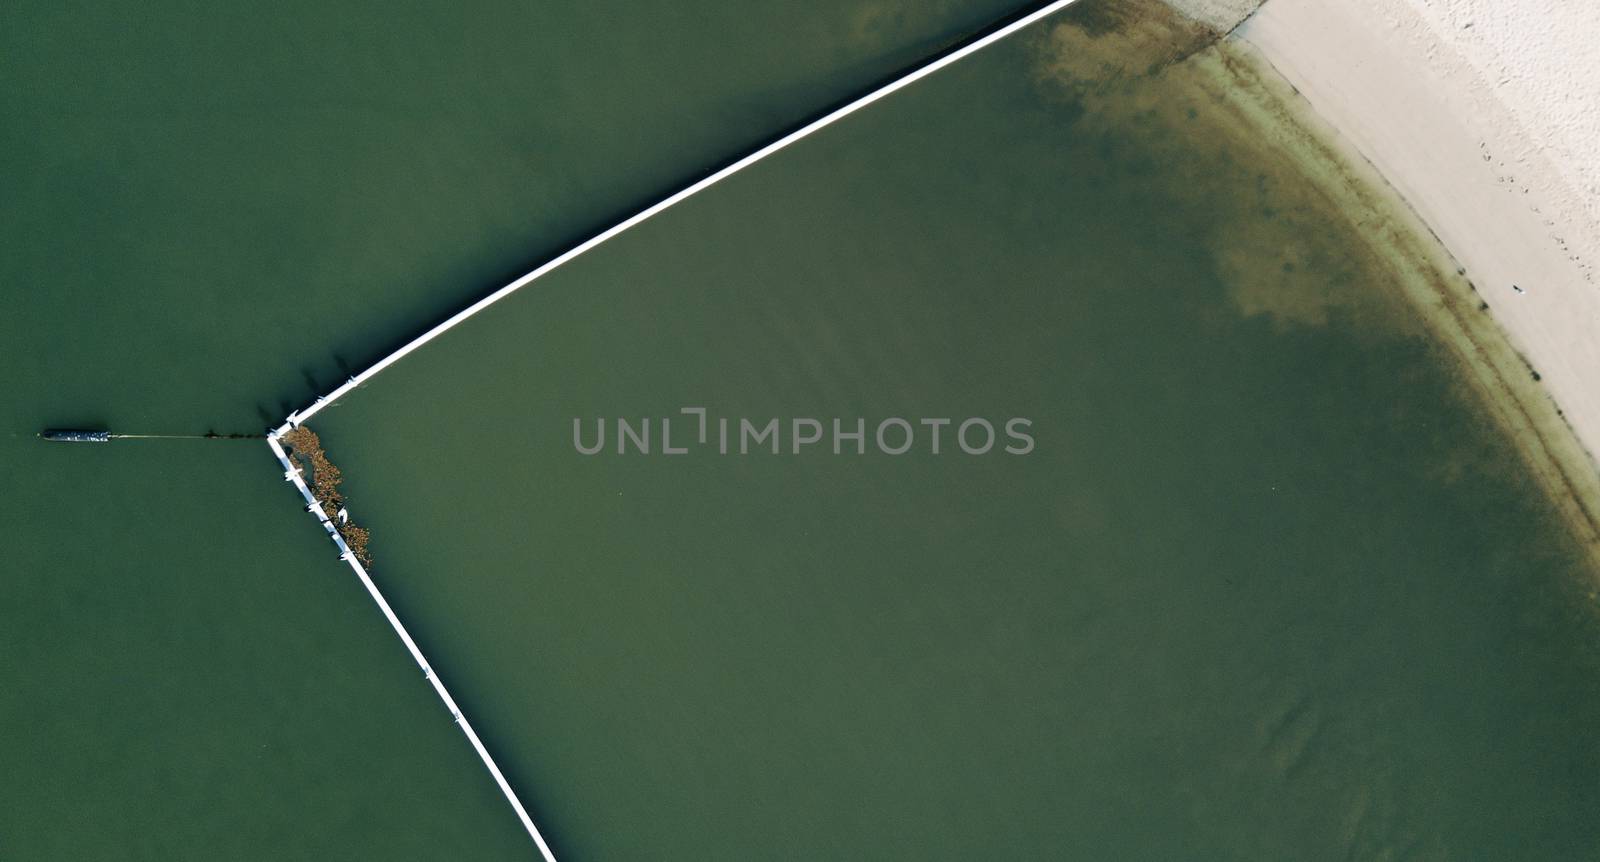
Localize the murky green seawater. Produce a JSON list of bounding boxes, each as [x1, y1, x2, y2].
[[5, 0, 1599, 860]]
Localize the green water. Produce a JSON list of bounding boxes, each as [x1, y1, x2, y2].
[[0, 0, 1021, 858], [6, 0, 1600, 859]]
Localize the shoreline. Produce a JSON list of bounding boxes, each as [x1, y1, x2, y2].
[[1215, 0, 1600, 569]]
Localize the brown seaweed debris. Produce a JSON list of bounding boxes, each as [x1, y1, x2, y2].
[[280, 426, 372, 567]]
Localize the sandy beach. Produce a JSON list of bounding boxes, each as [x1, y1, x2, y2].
[[1223, 0, 1600, 556]]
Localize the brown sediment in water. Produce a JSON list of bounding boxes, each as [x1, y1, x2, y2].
[[280, 426, 372, 567], [1200, 39, 1600, 574], [1032, 0, 1600, 570]]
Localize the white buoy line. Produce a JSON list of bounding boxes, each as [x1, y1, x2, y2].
[[265, 3, 1084, 857]]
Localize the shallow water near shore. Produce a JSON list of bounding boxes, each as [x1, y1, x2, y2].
[[312, 3, 1600, 859], [6, 0, 1600, 859]]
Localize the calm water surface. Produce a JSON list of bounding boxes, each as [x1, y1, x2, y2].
[[310, 5, 1600, 860], [2, 0, 1024, 858], [5, 0, 1599, 859]]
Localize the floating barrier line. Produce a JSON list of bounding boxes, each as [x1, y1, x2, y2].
[[111, 433, 262, 440], [265, 3, 1083, 858], [273, 0, 1084, 437], [266, 436, 560, 862]]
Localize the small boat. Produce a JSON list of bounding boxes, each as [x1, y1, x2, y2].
[[39, 429, 111, 443]]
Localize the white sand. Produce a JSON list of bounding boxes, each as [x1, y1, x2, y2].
[[1166, 0, 1260, 32], [1237, 0, 1600, 489]]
